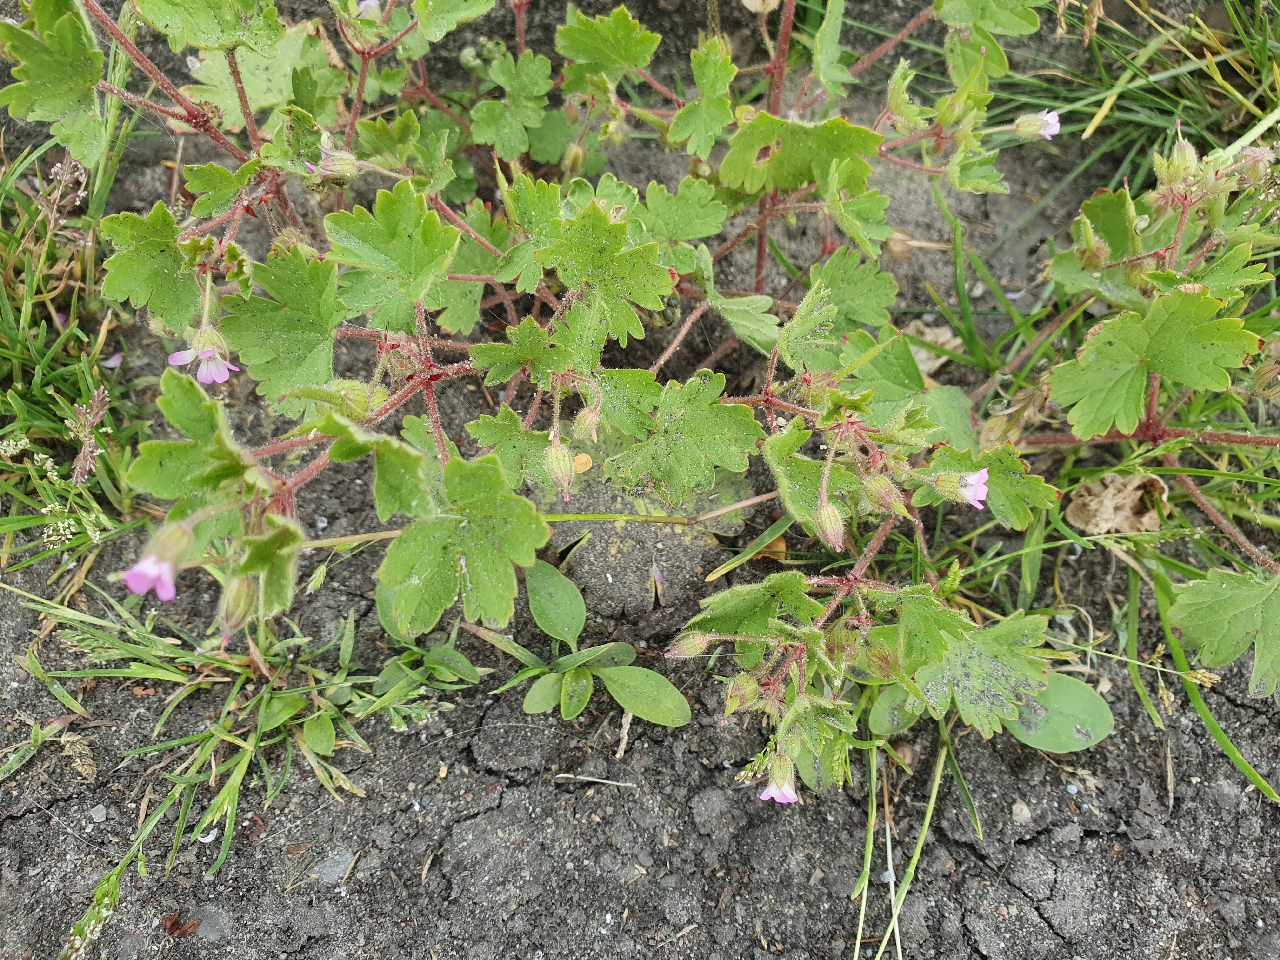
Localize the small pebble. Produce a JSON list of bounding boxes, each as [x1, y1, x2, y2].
[[315, 516, 329, 531], [1066, 784, 1078, 795], [88, 804, 107, 823]]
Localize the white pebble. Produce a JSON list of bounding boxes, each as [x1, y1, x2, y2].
[[1066, 784, 1078, 795], [315, 516, 329, 531]]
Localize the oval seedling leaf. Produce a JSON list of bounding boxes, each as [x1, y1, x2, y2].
[[523, 672, 563, 714], [527, 558, 586, 651], [560, 666, 593, 720], [593, 666, 691, 727], [1005, 672, 1114, 753], [303, 713, 336, 756]]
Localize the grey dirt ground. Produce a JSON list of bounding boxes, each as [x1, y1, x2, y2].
[[2, 2, 1279, 959]]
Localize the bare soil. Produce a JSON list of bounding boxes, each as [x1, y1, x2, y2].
[[2, 3, 1279, 960]]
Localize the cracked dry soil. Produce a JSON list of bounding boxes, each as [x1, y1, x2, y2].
[[2, 2, 1280, 958]]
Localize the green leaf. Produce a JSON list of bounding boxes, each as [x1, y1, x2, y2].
[[183, 22, 346, 135], [523, 671, 563, 713], [825, 180, 893, 258], [813, 0, 848, 96], [470, 317, 570, 386], [938, 0, 1041, 36], [324, 180, 460, 303], [302, 713, 336, 756], [778, 280, 839, 369], [470, 50, 553, 160], [947, 143, 1007, 194], [1167, 568, 1280, 698], [1149, 243, 1272, 299], [684, 571, 825, 638], [260, 692, 307, 731], [605, 370, 764, 505], [184, 160, 260, 219], [238, 515, 304, 616], [134, 0, 284, 54], [559, 666, 593, 719], [591, 368, 663, 438], [355, 110, 421, 168], [910, 443, 1059, 531], [305, 412, 440, 521], [464, 404, 552, 487], [812, 247, 898, 330], [668, 35, 736, 159], [632, 177, 728, 274], [892, 594, 973, 676], [424, 198, 507, 335], [913, 613, 1051, 738], [762, 421, 861, 538], [0, 0, 103, 165], [527, 559, 587, 650], [1004, 672, 1115, 752], [713, 294, 780, 356], [496, 174, 563, 293], [378, 456, 550, 635], [720, 114, 880, 195], [593, 666, 690, 727], [868, 685, 920, 737], [100, 203, 199, 332], [555, 6, 660, 84], [1049, 290, 1260, 439], [220, 247, 345, 416], [536, 201, 675, 346], [921, 385, 979, 452], [414, 0, 497, 43]]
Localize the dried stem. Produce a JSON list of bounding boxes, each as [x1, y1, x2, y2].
[[650, 301, 711, 374], [848, 6, 935, 81], [1163, 452, 1280, 576]]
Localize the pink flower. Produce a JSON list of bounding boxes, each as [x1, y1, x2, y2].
[[1039, 110, 1061, 139], [121, 523, 192, 603], [760, 778, 799, 804], [170, 348, 239, 384], [100, 352, 124, 369], [959, 468, 989, 510], [123, 554, 178, 602]]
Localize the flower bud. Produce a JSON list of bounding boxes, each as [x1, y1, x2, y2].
[[863, 475, 907, 517], [813, 501, 844, 553], [1240, 145, 1274, 181], [740, 0, 782, 12], [572, 406, 599, 442], [1168, 138, 1198, 182], [725, 673, 759, 718], [317, 144, 359, 183], [1013, 109, 1060, 141], [218, 576, 256, 639], [563, 101, 581, 125], [148, 522, 193, 566], [562, 141, 586, 177], [666, 631, 711, 659], [545, 442, 574, 501], [604, 119, 626, 146]]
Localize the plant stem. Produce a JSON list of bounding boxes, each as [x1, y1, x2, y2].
[[95, 83, 185, 122], [1163, 453, 1280, 575], [225, 49, 261, 151], [766, 0, 798, 116], [848, 6, 935, 81], [301, 529, 401, 551], [345, 53, 373, 150], [853, 516, 897, 578], [872, 734, 948, 960], [635, 68, 685, 108], [853, 744, 879, 956], [430, 193, 505, 256], [650, 301, 711, 374], [82, 0, 249, 162]]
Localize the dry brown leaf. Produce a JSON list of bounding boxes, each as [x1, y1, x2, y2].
[[572, 453, 593, 474], [60, 733, 96, 781], [1065, 473, 1168, 534], [758, 535, 787, 564], [903, 320, 963, 376]]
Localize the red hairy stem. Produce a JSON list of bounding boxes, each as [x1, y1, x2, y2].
[[650, 301, 712, 374], [83, 0, 250, 162], [511, 0, 530, 55], [423, 382, 451, 461], [766, 0, 798, 116], [364, 379, 424, 425], [968, 298, 1093, 404], [688, 491, 781, 527], [218, 204, 247, 255], [722, 394, 821, 421], [430, 194, 505, 257], [701, 336, 741, 370], [877, 153, 941, 174], [812, 583, 855, 630], [405, 69, 473, 132], [852, 515, 897, 579], [177, 200, 253, 242], [251, 433, 336, 458], [905, 498, 939, 589], [635, 68, 685, 108], [1165, 201, 1193, 270], [848, 5, 935, 81], [447, 274, 499, 283], [225, 49, 261, 151], [522, 388, 543, 428], [710, 201, 826, 261], [1163, 452, 1280, 576], [345, 53, 374, 150], [96, 83, 185, 122], [537, 282, 561, 312], [370, 18, 420, 58], [283, 449, 331, 494]]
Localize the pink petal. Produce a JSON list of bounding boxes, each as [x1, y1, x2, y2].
[[759, 784, 778, 802], [169, 349, 196, 366], [154, 561, 177, 602], [100, 352, 124, 369], [122, 556, 160, 595]]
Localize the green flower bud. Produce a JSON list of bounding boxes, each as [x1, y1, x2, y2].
[[545, 442, 574, 501], [725, 673, 759, 718], [562, 141, 586, 178], [666, 631, 711, 660], [813, 501, 844, 553], [1168, 138, 1198, 182], [218, 576, 257, 639], [572, 406, 599, 442]]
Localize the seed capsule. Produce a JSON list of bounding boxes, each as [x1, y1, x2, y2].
[[545, 442, 574, 501]]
